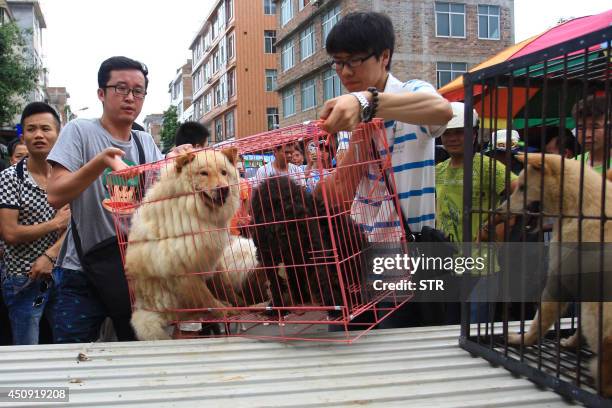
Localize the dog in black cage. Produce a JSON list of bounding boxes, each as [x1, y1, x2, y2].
[[249, 176, 368, 316], [504, 154, 612, 396]]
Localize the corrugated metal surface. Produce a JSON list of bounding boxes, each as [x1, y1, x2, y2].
[[0, 324, 574, 407]]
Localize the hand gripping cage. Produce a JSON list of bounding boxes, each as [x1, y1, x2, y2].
[[106, 119, 410, 343]]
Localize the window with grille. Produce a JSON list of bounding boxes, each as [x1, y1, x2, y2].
[[300, 24, 315, 61], [435, 2, 465, 38], [301, 78, 316, 111], [282, 87, 296, 117], [436, 61, 467, 88], [478, 5, 500, 40]]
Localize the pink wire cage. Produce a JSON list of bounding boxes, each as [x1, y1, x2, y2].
[[107, 119, 412, 343]]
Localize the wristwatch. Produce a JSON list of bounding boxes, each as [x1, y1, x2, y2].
[[351, 92, 373, 122]]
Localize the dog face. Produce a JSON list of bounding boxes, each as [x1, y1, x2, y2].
[[504, 154, 564, 214], [175, 147, 240, 213]]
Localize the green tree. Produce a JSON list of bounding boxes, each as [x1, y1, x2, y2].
[[159, 105, 179, 153], [0, 22, 40, 126]]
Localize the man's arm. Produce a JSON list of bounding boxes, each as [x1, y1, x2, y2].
[[320, 91, 453, 134], [0, 206, 69, 245], [47, 147, 127, 209], [316, 88, 452, 211], [29, 230, 67, 280]]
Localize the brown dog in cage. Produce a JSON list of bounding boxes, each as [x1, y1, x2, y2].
[[249, 175, 368, 316], [126, 148, 249, 340], [505, 154, 612, 395]]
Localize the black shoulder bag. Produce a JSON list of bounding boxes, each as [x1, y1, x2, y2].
[[69, 132, 145, 341]]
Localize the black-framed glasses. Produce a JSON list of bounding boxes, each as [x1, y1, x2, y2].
[[330, 53, 376, 71], [32, 280, 49, 308], [104, 84, 147, 99]]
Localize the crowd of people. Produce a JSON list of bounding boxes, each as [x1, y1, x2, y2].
[[0, 11, 609, 345]]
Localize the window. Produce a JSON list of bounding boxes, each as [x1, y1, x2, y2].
[[194, 99, 202, 119], [436, 61, 467, 88], [225, 111, 235, 138], [263, 0, 276, 15], [282, 87, 296, 118], [264, 30, 276, 53], [435, 2, 465, 38], [322, 5, 341, 45], [194, 68, 202, 92], [219, 73, 227, 104], [227, 32, 235, 60], [323, 69, 341, 100], [228, 69, 236, 96], [267, 108, 279, 130], [173, 81, 181, 100], [193, 37, 203, 64], [300, 24, 315, 61], [281, 39, 295, 72], [280, 0, 293, 26], [214, 83, 221, 106], [0, 8, 6, 25], [219, 36, 226, 67], [215, 118, 223, 142], [265, 69, 277, 91], [211, 14, 218, 39], [217, 5, 226, 34], [299, 0, 309, 10], [478, 5, 500, 40], [204, 92, 212, 113], [301, 78, 316, 111], [226, 0, 234, 23], [206, 29, 213, 50], [204, 60, 211, 83], [213, 49, 220, 73]]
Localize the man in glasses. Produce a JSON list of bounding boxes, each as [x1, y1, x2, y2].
[[0, 102, 68, 344], [317, 12, 453, 328], [46, 56, 165, 343]]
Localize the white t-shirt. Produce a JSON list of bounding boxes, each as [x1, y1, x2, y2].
[[254, 162, 305, 185], [337, 73, 445, 241]]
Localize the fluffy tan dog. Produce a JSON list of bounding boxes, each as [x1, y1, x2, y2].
[[505, 154, 611, 396], [127, 148, 241, 341]]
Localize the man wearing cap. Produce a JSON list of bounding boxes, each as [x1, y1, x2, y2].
[[436, 102, 517, 243], [436, 102, 517, 322]]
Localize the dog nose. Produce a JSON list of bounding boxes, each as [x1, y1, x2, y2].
[[217, 186, 230, 203]]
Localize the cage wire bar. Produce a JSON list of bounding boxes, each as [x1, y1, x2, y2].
[[107, 119, 411, 344], [460, 26, 612, 406]]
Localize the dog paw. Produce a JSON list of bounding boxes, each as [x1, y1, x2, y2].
[[508, 332, 536, 346], [560, 332, 579, 349]]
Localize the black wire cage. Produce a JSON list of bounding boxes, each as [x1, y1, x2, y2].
[[459, 26, 612, 407]]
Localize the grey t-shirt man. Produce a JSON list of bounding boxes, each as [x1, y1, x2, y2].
[[47, 118, 163, 271]]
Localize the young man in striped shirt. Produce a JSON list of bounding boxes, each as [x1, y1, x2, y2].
[[316, 12, 452, 327], [318, 12, 451, 234]]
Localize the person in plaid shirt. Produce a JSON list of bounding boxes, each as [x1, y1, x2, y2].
[[0, 102, 69, 345]]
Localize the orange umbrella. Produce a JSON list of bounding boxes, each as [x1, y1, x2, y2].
[[438, 10, 612, 128]]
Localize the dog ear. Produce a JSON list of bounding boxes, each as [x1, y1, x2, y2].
[[175, 151, 196, 174], [221, 147, 238, 166]]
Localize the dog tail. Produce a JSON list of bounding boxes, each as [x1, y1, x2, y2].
[[131, 309, 171, 341]]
